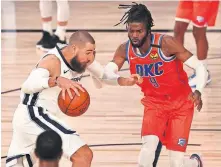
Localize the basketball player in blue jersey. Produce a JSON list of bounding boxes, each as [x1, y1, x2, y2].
[[6, 30, 142, 167]]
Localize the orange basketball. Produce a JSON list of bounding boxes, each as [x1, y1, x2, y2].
[[57, 87, 90, 117]]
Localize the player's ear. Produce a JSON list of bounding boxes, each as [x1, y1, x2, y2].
[[71, 44, 78, 56]]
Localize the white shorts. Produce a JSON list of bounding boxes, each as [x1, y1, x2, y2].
[[6, 104, 86, 167]]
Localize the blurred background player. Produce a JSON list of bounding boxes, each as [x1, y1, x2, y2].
[[174, 0, 220, 88], [35, 130, 63, 167], [36, 0, 69, 51]]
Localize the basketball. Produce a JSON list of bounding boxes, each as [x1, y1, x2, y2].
[[57, 87, 90, 117]]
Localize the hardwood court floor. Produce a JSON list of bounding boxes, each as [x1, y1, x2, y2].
[[1, 1, 221, 167]]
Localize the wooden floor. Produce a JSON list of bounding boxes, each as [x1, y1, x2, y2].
[[1, 1, 221, 167]]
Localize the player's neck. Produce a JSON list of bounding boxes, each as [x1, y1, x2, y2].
[[61, 46, 72, 64], [39, 160, 59, 167], [138, 34, 152, 55]]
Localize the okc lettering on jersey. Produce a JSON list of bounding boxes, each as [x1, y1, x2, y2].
[[135, 62, 164, 77]]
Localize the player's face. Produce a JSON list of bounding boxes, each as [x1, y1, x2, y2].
[[71, 42, 96, 73], [128, 22, 148, 48]]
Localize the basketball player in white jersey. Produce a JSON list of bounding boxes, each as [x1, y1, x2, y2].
[[36, 0, 69, 51], [6, 31, 142, 167]]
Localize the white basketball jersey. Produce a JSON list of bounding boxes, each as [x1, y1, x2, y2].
[[20, 45, 83, 115]]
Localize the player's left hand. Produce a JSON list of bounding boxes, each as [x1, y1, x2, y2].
[[188, 90, 202, 111], [118, 74, 143, 86]]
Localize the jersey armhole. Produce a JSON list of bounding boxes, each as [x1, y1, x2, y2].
[[158, 35, 176, 62]]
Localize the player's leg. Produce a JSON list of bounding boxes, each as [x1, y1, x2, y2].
[[174, 22, 189, 45], [188, 1, 218, 87], [153, 141, 163, 167], [138, 135, 160, 167], [169, 150, 203, 167], [174, 1, 192, 44], [40, 0, 53, 36], [191, 0, 209, 61], [192, 26, 208, 66], [70, 145, 93, 167], [28, 106, 92, 167], [6, 133, 34, 167], [8, 136, 37, 167], [53, 0, 69, 45], [192, 1, 210, 65], [37, 0, 54, 51], [6, 155, 33, 167], [6, 104, 42, 167], [166, 98, 203, 167], [138, 98, 168, 167], [6, 105, 92, 167]]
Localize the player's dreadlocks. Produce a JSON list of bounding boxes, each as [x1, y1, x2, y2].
[[115, 2, 154, 34]]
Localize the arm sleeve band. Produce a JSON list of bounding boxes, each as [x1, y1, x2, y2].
[[87, 61, 120, 87], [21, 68, 50, 93], [102, 62, 120, 86], [184, 55, 208, 93]]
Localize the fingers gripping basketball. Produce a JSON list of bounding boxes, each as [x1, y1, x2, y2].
[[58, 87, 90, 117]]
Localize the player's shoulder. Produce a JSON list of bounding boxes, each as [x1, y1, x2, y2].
[[161, 34, 173, 41], [160, 34, 180, 47], [43, 54, 60, 62], [151, 33, 174, 45], [118, 41, 128, 52], [113, 41, 128, 59], [37, 54, 61, 68]]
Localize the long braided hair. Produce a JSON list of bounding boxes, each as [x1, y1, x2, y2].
[[115, 2, 154, 34]]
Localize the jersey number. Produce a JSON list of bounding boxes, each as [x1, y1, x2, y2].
[[149, 77, 159, 88]]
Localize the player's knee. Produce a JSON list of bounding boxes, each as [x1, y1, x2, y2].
[[70, 145, 93, 165], [169, 150, 184, 167], [174, 22, 187, 37], [84, 146, 93, 162], [192, 26, 207, 40], [138, 135, 159, 167]]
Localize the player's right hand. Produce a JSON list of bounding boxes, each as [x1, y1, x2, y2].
[[56, 76, 85, 99], [188, 90, 202, 111]]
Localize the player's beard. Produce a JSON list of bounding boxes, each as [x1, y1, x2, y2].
[[70, 55, 87, 73], [129, 32, 148, 48]]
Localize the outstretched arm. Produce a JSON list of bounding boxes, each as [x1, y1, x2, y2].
[[87, 43, 142, 87], [104, 43, 142, 86]]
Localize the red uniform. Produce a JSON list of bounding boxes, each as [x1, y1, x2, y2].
[[175, 1, 219, 27], [126, 33, 194, 152]]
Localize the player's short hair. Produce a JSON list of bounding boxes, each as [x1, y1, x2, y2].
[[69, 30, 95, 46], [35, 130, 63, 161], [115, 2, 154, 33]]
